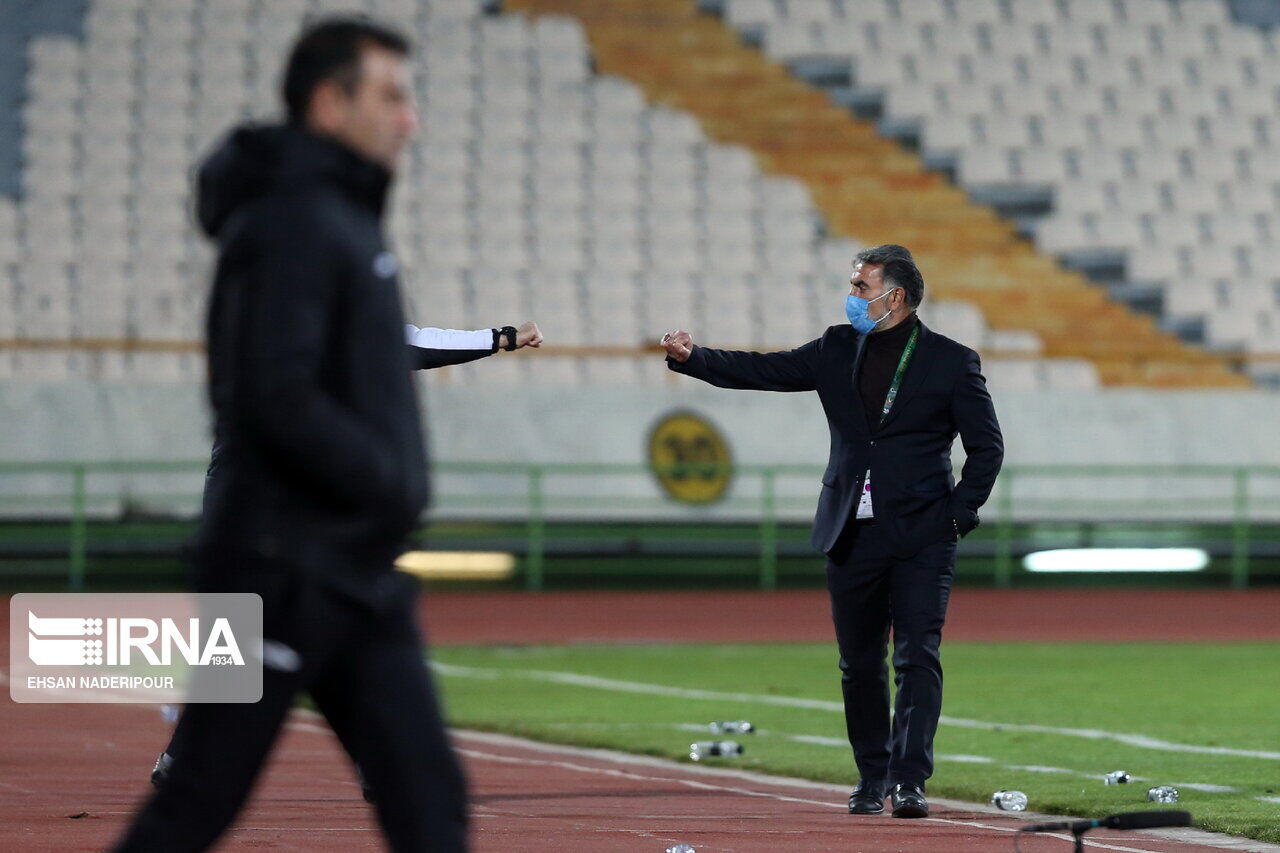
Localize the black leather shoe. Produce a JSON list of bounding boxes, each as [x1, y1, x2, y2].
[[847, 779, 887, 814], [150, 752, 174, 789], [890, 782, 929, 818]]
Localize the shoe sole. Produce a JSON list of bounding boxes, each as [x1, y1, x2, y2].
[[848, 804, 885, 815], [891, 803, 929, 819], [150, 754, 172, 789]]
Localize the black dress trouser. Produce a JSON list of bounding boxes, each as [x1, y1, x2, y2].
[[826, 519, 957, 789], [111, 562, 468, 853]]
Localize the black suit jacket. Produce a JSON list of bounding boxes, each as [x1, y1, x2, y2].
[[668, 322, 1003, 558]]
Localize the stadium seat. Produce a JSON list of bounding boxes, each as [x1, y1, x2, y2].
[[0, 0, 1129, 388], [984, 358, 1045, 392], [714, 0, 1276, 364]]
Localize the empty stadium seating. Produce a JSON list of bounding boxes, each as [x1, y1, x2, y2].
[[727, 0, 1280, 380], [0, 0, 1119, 389], [511, 0, 1252, 387]]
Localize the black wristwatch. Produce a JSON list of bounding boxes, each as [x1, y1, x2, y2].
[[493, 326, 518, 352]]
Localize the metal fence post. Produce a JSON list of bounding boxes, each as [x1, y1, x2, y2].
[[759, 467, 778, 591], [1231, 467, 1249, 589], [994, 469, 1014, 588], [69, 465, 87, 590], [526, 466, 545, 591]]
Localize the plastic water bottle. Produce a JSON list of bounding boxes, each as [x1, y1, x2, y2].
[[1147, 786, 1179, 803], [689, 741, 743, 761], [665, 845, 696, 853], [990, 790, 1028, 811], [1104, 770, 1131, 785], [709, 720, 754, 734]]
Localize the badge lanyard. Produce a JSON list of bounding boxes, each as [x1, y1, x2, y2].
[[857, 324, 919, 519], [877, 325, 919, 427]]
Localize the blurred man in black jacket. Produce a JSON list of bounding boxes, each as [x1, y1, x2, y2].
[[662, 246, 1002, 820], [114, 18, 469, 853], [150, 320, 543, 801]]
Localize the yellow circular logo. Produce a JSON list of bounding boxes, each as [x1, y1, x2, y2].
[[647, 411, 733, 504]]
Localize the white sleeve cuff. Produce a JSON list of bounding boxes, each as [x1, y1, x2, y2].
[[403, 324, 494, 351]]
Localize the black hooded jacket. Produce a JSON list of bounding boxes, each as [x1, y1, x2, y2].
[[194, 124, 428, 607]]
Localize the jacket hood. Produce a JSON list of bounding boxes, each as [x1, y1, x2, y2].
[[196, 123, 392, 239]]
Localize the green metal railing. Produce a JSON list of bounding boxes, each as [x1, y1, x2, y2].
[[0, 460, 206, 591], [0, 461, 1276, 591], [986, 464, 1280, 590]]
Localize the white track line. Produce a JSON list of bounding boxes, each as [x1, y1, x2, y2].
[[451, 730, 1280, 853], [676, 723, 1243, 794], [452, 743, 1171, 852], [432, 663, 1280, 761], [573, 722, 1243, 794], [455, 731, 1280, 852]]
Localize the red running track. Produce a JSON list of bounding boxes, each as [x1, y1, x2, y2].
[[419, 588, 1280, 645], [3, 589, 1277, 852], [0, 697, 1263, 853]]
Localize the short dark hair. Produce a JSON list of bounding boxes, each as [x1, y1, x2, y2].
[[282, 16, 411, 124], [854, 244, 924, 309]]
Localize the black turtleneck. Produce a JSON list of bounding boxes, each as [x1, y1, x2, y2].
[[858, 313, 919, 430]]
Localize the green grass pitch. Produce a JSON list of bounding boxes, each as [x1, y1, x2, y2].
[[432, 642, 1280, 843]]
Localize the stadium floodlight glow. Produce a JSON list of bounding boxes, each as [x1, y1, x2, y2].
[[1022, 548, 1209, 574], [394, 551, 516, 580]]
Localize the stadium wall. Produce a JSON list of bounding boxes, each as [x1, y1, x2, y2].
[[3, 382, 1280, 522]]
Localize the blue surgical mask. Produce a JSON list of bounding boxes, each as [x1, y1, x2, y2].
[[845, 287, 897, 334]]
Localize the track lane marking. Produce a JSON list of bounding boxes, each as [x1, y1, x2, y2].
[[451, 740, 1174, 853], [451, 730, 1280, 853], [539, 721, 1245, 794]]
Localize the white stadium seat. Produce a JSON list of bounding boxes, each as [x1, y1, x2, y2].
[[723, 0, 1280, 354], [0, 0, 1072, 385]]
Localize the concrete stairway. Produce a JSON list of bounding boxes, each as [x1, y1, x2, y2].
[[507, 0, 1249, 387]]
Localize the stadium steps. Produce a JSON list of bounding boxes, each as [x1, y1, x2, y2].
[[0, 0, 88, 199], [504, 0, 1249, 388]]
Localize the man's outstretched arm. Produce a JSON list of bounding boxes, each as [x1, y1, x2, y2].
[[405, 321, 543, 369], [662, 329, 820, 392]]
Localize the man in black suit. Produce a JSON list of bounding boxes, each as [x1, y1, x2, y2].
[[661, 245, 1002, 819]]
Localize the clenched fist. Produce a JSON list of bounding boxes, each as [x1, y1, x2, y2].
[[661, 330, 693, 363], [515, 321, 543, 348]]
